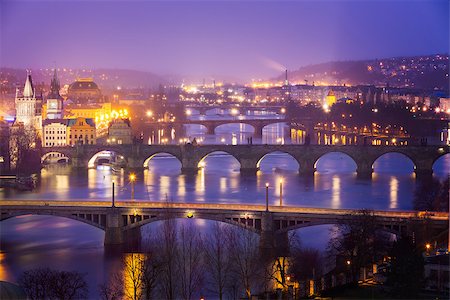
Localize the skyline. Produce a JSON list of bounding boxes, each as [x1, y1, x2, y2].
[[1, 0, 449, 82]]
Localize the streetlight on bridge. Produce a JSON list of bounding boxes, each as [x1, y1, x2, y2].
[[265, 182, 269, 212], [112, 180, 115, 207], [129, 173, 136, 200], [279, 178, 283, 206]]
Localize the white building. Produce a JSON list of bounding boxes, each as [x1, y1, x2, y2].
[[42, 119, 69, 147], [14, 71, 42, 132]]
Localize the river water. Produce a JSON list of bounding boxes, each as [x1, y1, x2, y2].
[[1, 109, 449, 297]]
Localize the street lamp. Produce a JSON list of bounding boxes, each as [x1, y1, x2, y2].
[[129, 173, 136, 200], [279, 178, 283, 206], [265, 183, 269, 212], [112, 180, 115, 207]]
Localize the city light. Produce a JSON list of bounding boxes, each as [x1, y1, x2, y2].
[[146, 110, 153, 117]]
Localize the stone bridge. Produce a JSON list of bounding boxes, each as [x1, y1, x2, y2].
[[145, 118, 287, 137], [1, 200, 447, 255], [184, 104, 284, 115], [41, 144, 449, 178]]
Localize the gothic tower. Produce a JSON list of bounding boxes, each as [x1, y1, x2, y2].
[[14, 71, 42, 131], [46, 69, 63, 119]]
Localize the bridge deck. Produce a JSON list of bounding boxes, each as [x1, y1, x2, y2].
[[1, 200, 447, 220]]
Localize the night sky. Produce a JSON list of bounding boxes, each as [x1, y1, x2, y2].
[[1, 0, 449, 81]]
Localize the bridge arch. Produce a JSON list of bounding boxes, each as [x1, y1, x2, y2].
[[371, 152, 416, 173], [261, 121, 287, 132], [123, 212, 261, 234], [87, 150, 127, 169], [41, 151, 70, 164], [256, 151, 300, 172], [314, 152, 357, 173], [0, 212, 106, 231], [214, 122, 256, 134], [432, 152, 450, 175], [197, 150, 241, 170], [143, 152, 182, 169]]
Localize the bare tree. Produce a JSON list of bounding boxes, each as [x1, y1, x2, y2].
[[328, 209, 388, 283], [177, 223, 205, 300], [99, 273, 123, 300], [204, 222, 233, 300], [122, 253, 146, 300], [158, 218, 179, 300], [227, 226, 263, 299], [19, 268, 88, 300], [9, 124, 41, 174]]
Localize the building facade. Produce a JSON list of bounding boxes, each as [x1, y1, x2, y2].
[[67, 78, 102, 103], [107, 119, 132, 144], [14, 72, 42, 132], [42, 119, 69, 147], [67, 117, 96, 146]]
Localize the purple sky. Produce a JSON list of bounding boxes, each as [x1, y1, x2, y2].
[[1, 0, 449, 81]]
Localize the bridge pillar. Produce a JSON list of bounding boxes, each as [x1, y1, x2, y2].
[[206, 125, 215, 135], [414, 169, 433, 181], [253, 125, 263, 138], [259, 212, 290, 260], [127, 157, 144, 170], [356, 161, 373, 179], [104, 209, 124, 246], [71, 157, 88, 168], [298, 159, 315, 177], [240, 157, 259, 175]]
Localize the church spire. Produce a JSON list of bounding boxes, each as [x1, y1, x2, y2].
[[23, 70, 34, 98], [48, 68, 62, 99]]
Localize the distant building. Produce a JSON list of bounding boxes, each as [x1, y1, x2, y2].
[[439, 98, 450, 113], [42, 119, 69, 147], [67, 117, 96, 146], [14, 71, 43, 132], [107, 118, 132, 144], [0, 117, 11, 173], [45, 69, 64, 119], [67, 78, 102, 103]]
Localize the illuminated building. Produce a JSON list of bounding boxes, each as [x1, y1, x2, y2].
[[42, 119, 69, 147], [67, 117, 96, 146], [64, 102, 112, 120], [67, 78, 102, 103], [14, 71, 42, 132], [107, 118, 132, 144], [326, 89, 336, 107], [45, 69, 63, 119]]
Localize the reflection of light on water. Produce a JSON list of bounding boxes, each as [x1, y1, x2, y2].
[[232, 134, 237, 145], [160, 176, 170, 200], [177, 176, 186, 197], [389, 176, 399, 209], [55, 175, 69, 190], [220, 177, 227, 193], [0, 252, 8, 279], [195, 168, 205, 198], [331, 175, 340, 208]]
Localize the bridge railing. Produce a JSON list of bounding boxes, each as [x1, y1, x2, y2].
[[1, 200, 448, 220]]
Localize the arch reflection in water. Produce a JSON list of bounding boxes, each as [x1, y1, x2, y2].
[[315, 152, 357, 174], [372, 152, 415, 174], [257, 151, 299, 173], [432, 153, 450, 177]]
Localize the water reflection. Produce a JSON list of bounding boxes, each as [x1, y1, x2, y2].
[[331, 175, 341, 209], [389, 176, 399, 209]]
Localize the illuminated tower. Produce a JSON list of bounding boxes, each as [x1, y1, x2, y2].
[[14, 71, 42, 131], [326, 89, 336, 107], [46, 69, 63, 119]]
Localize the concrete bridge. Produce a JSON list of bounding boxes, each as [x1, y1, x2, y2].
[[41, 144, 449, 178], [1, 200, 447, 255], [144, 118, 287, 137]]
